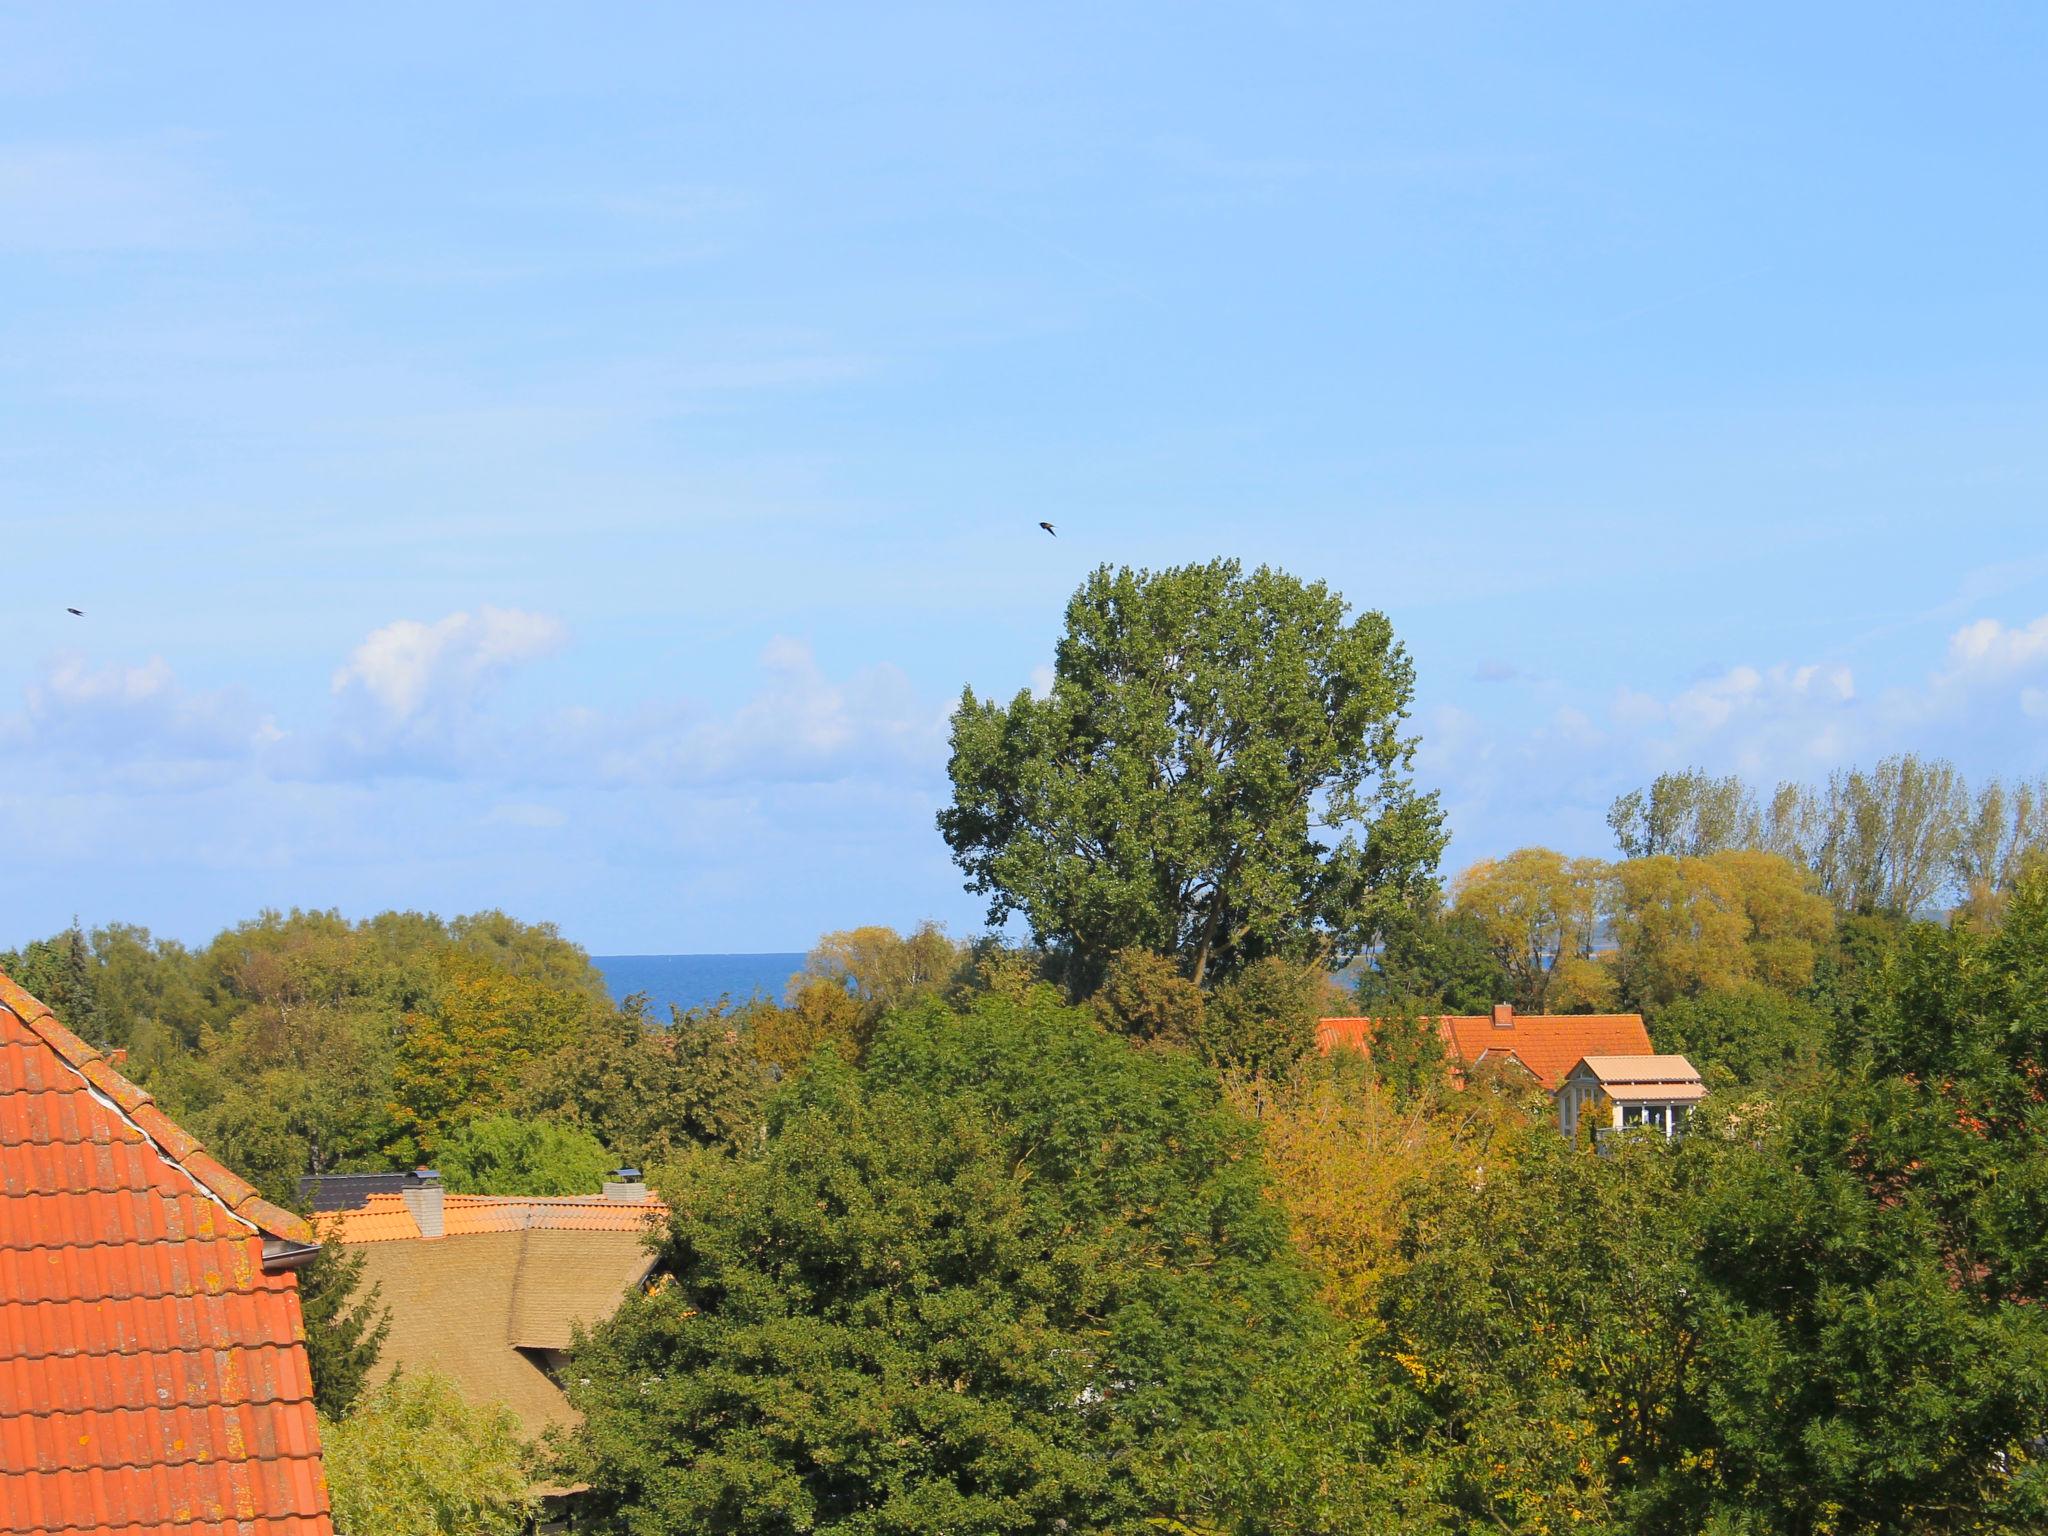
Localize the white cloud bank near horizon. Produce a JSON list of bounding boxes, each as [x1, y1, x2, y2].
[[1423, 612, 2048, 871], [3, 605, 2048, 950]]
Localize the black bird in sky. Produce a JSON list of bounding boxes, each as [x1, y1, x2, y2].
[[66, 607, 83, 616], [1039, 521, 1056, 536]]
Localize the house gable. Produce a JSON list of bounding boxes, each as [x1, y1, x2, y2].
[[0, 971, 333, 1535]]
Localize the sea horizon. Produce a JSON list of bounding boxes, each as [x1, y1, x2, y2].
[[592, 952, 807, 1019]]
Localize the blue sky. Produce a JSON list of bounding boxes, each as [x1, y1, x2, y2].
[[4, 6, 2046, 953]]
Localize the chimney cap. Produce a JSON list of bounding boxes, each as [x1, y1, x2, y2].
[[413, 1167, 441, 1183], [613, 1167, 642, 1181]]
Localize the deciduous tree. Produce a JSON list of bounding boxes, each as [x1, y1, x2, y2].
[[559, 991, 1318, 1534], [322, 1372, 535, 1536], [1607, 768, 1758, 860], [434, 1112, 615, 1195], [1451, 848, 1606, 1011], [939, 560, 1445, 993]]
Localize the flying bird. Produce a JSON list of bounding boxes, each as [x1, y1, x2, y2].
[[66, 607, 83, 617], [1038, 521, 1056, 537]]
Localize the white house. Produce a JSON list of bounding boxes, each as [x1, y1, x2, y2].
[[1557, 1054, 1705, 1141]]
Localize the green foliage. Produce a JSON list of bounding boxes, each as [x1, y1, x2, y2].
[[434, 1112, 615, 1195], [1610, 756, 2048, 916], [559, 990, 1318, 1534], [1094, 945, 1207, 1047], [519, 998, 771, 1169], [1, 907, 618, 1200], [1380, 1125, 1693, 1535], [1608, 767, 1758, 860], [1200, 956, 1322, 1078], [750, 922, 970, 1071], [1665, 1080, 2048, 1534], [798, 920, 968, 1014], [382, 956, 601, 1163], [939, 559, 1446, 992], [1649, 983, 1829, 1087], [752, 973, 868, 1071], [1607, 850, 1832, 1011], [1373, 928, 2048, 1536], [1451, 848, 1611, 1012], [1360, 1006, 1449, 1108], [321, 1371, 536, 1536], [1354, 904, 1508, 1015], [0, 923, 101, 1041], [296, 1237, 390, 1418]]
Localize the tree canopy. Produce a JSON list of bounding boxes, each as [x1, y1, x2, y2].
[[1609, 758, 2048, 917], [939, 560, 1446, 992], [559, 989, 1320, 1534], [434, 1111, 616, 1195], [321, 1371, 536, 1536]]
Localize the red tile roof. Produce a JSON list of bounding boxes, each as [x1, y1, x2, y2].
[[1319, 1007, 1655, 1092], [0, 971, 333, 1536]]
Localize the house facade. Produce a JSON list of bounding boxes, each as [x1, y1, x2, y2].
[[1557, 1054, 1706, 1142]]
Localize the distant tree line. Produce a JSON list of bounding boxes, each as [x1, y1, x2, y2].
[[1608, 758, 2048, 917]]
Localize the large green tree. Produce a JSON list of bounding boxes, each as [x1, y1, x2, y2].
[[558, 990, 1319, 1534], [939, 560, 1446, 993]]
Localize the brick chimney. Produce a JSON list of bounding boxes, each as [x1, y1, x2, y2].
[[1492, 1003, 1514, 1028], [603, 1167, 649, 1202], [401, 1168, 444, 1238]]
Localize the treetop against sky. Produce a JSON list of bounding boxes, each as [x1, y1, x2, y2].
[[3, 6, 2046, 949]]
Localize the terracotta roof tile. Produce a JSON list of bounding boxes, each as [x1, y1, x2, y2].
[[0, 970, 333, 1536], [1319, 1009, 1657, 1092]]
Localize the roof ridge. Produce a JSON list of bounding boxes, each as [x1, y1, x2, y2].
[[0, 969, 312, 1246]]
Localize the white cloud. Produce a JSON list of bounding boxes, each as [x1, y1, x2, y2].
[[333, 606, 566, 725], [1430, 612, 2048, 871], [1662, 662, 1854, 732], [1946, 614, 2048, 674], [569, 636, 948, 789], [2, 655, 277, 786]]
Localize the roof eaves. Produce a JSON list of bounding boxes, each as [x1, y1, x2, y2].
[[0, 969, 314, 1247]]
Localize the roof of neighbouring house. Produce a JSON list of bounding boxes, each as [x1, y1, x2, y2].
[[1563, 1054, 1708, 1102], [0, 970, 333, 1536], [296, 1168, 437, 1212], [325, 1191, 665, 1243], [322, 1190, 667, 1442], [1318, 1008, 1656, 1092]]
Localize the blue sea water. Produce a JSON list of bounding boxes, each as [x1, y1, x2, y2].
[[593, 953, 806, 1018]]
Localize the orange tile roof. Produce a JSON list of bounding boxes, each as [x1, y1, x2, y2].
[[323, 1191, 666, 1244], [1319, 1008, 1655, 1092], [0, 970, 332, 1536]]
